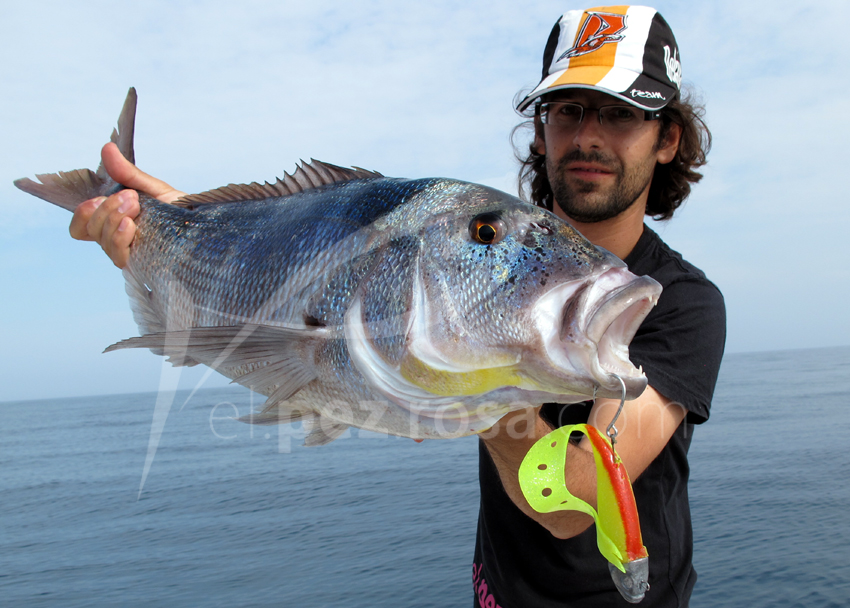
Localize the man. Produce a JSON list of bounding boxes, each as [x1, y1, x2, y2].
[[71, 5, 725, 607], [472, 6, 725, 608]]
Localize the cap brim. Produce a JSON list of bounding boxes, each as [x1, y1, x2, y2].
[[517, 65, 677, 112]]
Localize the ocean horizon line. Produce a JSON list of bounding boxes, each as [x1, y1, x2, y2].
[[4, 342, 849, 406]]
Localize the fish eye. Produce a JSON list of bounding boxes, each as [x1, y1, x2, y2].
[[469, 212, 506, 245]]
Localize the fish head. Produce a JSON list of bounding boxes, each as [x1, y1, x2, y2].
[[397, 180, 662, 405]]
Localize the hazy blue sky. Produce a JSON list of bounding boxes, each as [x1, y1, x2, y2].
[[2, 1, 848, 401]]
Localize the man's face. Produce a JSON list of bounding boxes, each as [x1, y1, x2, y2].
[[534, 89, 678, 224]]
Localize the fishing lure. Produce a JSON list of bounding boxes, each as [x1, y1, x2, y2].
[[518, 385, 650, 603]]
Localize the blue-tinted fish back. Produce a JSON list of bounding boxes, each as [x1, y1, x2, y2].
[[131, 177, 443, 327]]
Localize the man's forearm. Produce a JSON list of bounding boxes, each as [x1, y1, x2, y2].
[[480, 407, 599, 540]]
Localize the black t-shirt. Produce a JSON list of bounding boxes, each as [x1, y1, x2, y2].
[[473, 225, 726, 608]]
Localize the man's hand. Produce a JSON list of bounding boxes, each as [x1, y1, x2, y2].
[[481, 385, 686, 540], [69, 142, 186, 268], [481, 406, 599, 537]]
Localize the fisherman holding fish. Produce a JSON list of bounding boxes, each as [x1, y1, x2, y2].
[[65, 5, 724, 607], [471, 7, 724, 607]]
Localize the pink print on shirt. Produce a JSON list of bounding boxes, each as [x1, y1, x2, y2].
[[472, 562, 503, 608]]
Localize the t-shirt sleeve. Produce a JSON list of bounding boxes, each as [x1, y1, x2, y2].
[[628, 277, 726, 423]]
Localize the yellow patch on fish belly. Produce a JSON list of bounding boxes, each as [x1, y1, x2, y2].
[[399, 353, 525, 396]]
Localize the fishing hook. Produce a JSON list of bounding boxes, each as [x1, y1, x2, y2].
[[606, 374, 626, 455]]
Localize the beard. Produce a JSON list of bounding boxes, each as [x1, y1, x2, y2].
[[547, 149, 654, 224]]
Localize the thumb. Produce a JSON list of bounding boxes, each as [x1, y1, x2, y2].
[[101, 142, 184, 204]]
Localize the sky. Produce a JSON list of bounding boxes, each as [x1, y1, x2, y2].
[[2, 0, 849, 401]]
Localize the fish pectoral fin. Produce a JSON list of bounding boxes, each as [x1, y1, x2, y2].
[[303, 416, 350, 447], [105, 323, 324, 397]]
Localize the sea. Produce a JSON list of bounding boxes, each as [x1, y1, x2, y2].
[[1, 346, 849, 608]]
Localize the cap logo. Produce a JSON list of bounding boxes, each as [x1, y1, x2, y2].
[[663, 45, 682, 88], [557, 12, 627, 61], [631, 89, 666, 101]]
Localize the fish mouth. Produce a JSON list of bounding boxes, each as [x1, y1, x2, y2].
[[582, 272, 661, 393], [538, 268, 661, 400]]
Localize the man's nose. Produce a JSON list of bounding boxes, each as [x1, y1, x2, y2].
[[572, 109, 605, 149]]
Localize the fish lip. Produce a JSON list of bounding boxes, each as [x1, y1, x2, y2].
[[553, 268, 661, 399], [584, 274, 661, 346], [583, 272, 661, 397]]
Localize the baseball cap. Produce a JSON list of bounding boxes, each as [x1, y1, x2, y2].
[[517, 6, 682, 112]]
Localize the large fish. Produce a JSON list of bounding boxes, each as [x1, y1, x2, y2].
[[15, 89, 662, 445]]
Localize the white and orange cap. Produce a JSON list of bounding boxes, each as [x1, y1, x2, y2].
[[517, 5, 682, 112]]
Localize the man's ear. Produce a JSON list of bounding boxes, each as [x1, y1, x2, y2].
[[533, 115, 546, 156], [656, 122, 681, 165]]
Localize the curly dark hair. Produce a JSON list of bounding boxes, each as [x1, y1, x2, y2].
[[514, 88, 712, 220]]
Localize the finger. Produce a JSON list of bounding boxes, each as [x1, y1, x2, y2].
[[69, 197, 106, 241], [85, 192, 122, 243], [97, 191, 139, 263], [87, 189, 138, 246], [109, 217, 136, 269], [101, 142, 184, 203], [99, 190, 139, 249]]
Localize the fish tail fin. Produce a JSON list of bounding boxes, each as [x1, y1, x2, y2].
[[13, 88, 138, 212]]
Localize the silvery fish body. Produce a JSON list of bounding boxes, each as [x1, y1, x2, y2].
[[15, 89, 662, 445]]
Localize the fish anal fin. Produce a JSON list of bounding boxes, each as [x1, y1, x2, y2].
[[164, 354, 201, 367], [237, 407, 316, 426], [237, 408, 347, 447]]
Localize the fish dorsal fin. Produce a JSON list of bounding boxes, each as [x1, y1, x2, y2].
[[171, 160, 383, 208]]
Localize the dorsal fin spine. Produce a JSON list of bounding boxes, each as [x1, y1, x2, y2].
[[172, 159, 384, 208]]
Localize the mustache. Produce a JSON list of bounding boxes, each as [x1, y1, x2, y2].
[[556, 149, 620, 172]]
